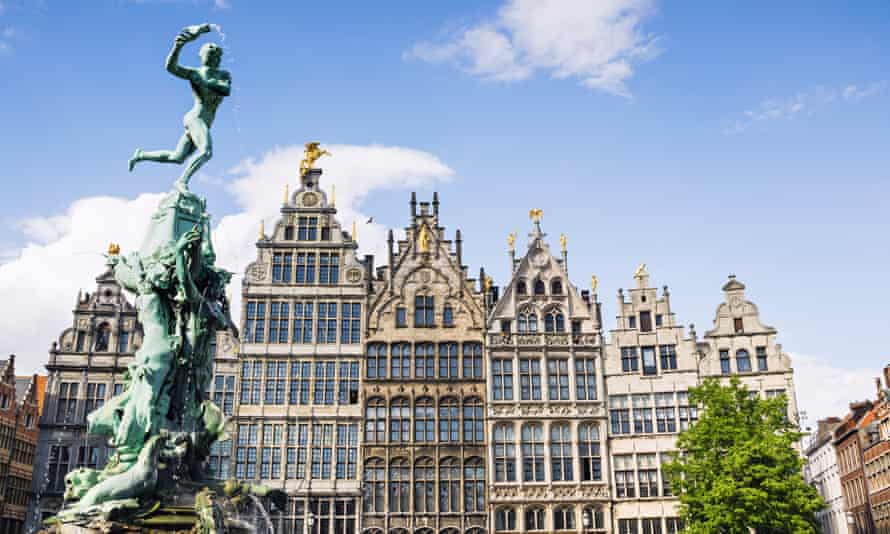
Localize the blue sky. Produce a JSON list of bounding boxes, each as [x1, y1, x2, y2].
[[0, 0, 888, 422]]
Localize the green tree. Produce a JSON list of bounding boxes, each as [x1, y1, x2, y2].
[[663, 377, 824, 534]]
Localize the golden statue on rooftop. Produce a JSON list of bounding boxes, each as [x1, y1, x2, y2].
[[418, 225, 431, 253], [529, 208, 544, 223], [634, 263, 648, 279], [591, 274, 598, 293], [560, 233, 567, 251], [507, 232, 516, 250], [108, 243, 121, 256], [300, 141, 331, 176]]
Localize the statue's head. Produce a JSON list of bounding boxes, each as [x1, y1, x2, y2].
[[200, 43, 222, 68]]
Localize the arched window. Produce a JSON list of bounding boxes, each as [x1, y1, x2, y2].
[[551, 279, 563, 295], [582, 507, 605, 530], [736, 349, 752, 373], [390, 398, 410, 443], [518, 310, 538, 333], [579, 423, 602, 481], [365, 398, 386, 443], [550, 423, 573, 481], [368, 343, 387, 379], [415, 342, 434, 378], [463, 398, 484, 443], [363, 458, 385, 513], [414, 457, 435, 513], [544, 310, 565, 333], [533, 279, 546, 295], [464, 457, 485, 512], [516, 280, 527, 295], [414, 397, 435, 442], [494, 424, 516, 482], [439, 342, 459, 378], [521, 423, 545, 482], [439, 457, 461, 513], [439, 398, 459, 443], [525, 508, 545, 531], [554, 507, 576, 530], [389, 458, 409, 513], [94, 323, 111, 352], [495, 508, 516, 531], [391, 343, 410, 378]]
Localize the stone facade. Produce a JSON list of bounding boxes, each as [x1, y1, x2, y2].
[[236, 168, 367, 534], [361, 193, 487, 534], [835, 401, 877, 534], [486, 220, 609, 534], [0, 356, 43, 534], [603, 268, 699, 534], [805, 417, 851, 534]]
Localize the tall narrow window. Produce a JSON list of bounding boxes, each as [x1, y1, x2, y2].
[[443, 305, 454, 327], [439, 458, 461, 512], [520, 358, 542, 401], [439, 398, 460, 442], [94, 323, 111, 352], [734, 317, 744, 333], [313, 362, 335, 405], [340, 303, 360, 344], [264, 361, 286, 405], [414, 342, 434, 378], [414, 295, 435, 327], [610, 395, 631, 434], [618, 519, 638, 534], [655, 393, 677, 433], [391, 343, 410, 379], [525, 508, 545, 531], [414, 397, 435, 442], [575, 358, 597, 400], [56, 382, 79, 423], [319, 253, 339, 284], [551, 279, 563, 295], [614, 455, 635, 498], [289, 361, 311, 405], [579, 423, 602, 481], [295, 253, 316, 283], [47, 446, 71, 491], [736, 349, 752, 372], [337, 361, 359, 405], [637, 454, 658, 498], [550, 423, 573, 481], [245, 301, 266, 343], [639, 311, 652, 332], [84, 383, 105, 416], [756, 346, 768, 371], [633, 394, 653, 434], [554, 507, 575, 530], [395, 307, 407, 327], [335, 424, 357, 480], [463, 398, 484, 443], [641, 518, 662, 534], [659, 345, 677, 370], [462, 342, 483, 378], [269, 302, 290, 343], [414, 458, 435, 513], [641, 346, 657, 376], [464, 458, 485, 512], [545, 310, 565, 333], [438, 342, 459, 378], [521, 423, 545, 482], [367, 343, 387, 379], [297, 216, 317, 241], [495, 508, 516, 531], [678, 391, 698, 430], [547, 359, 570, 401], [719, 349, 731, 374], [492, 359, 514, 401], [494, 424, 516, 482], [284, 225, 294, 240], [363, 458, 385, 513], [621, 347, 639, 372], [516, 281, 527, 295], [117, 331, 129, 353], [389, 398, 410, 443], [518, 311, 538, 333], [364, 398, 386, 443], [534, 279, 546, 295], [272, 252, 286, 282], [389, 458, 411, 514], [293, 301, 313, 343], [316, 302, 337, 344]]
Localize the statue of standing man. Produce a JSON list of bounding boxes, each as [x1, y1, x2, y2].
[[129, 24, 230, 193]]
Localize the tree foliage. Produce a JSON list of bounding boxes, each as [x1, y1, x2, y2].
[[662, 378, 824, 534]]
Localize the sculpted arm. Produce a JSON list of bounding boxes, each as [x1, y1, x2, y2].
[[165, 34, 196, 80]]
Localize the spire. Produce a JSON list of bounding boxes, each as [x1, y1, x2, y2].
[[410, 192, 417, 218], [352, 220, 357, 242], [528, 208, 545, 243], [432, 191, 440, 218]]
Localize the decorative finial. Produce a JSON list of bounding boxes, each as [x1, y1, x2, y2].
[[634, 263, 647, 279], [417, 225, 431, 253], [299, 141, 331, 177], [108, 243, 121, 256], [352, 220, 357, 241], [484, 275, 493, 292], [591, 274, 598, 293], [529, 208, 544, 223], [330, 184, 336, 207], [258, 220, 265, 240], [283, 183, 289, 204], [507, 232, 516, 251], [560, 233, 567, 251]]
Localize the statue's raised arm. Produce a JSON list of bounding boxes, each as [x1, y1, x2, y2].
[[129, 23, 230, 193]]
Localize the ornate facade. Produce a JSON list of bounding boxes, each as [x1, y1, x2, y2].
[[361, 194, 487, 534], [0, 356, 43, 534], [485, 217, 609, 534], [238, 168, 368, 534], [603, 268, 699, 534]]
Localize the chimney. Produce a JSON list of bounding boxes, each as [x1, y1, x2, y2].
[[410, 192, 417, 218], [432, 192, 440, 218], [455, 229, 463, 267]]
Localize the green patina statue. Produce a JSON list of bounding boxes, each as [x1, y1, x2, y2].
[[49, 25, 285, 533], [128, 23, 231, 193]]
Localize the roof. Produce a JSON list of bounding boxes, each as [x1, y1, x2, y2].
[[14, 377, 29, 403]]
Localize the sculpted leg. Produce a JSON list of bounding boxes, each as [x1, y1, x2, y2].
[[175, 117, 212, 192], [129, 132, 194, 172]]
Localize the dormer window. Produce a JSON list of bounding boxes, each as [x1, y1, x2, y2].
[[534, 279, 546, 295], [639, 311, 652, 332], [516, 281, 527, 295], [734, 317, 744, 333], [551, 279, 563, 295], [94, 323, 111, 352], [297, 216, 318, 240], [518, 310, 538, 333]]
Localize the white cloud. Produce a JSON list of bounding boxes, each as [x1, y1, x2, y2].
[[405, 0, 660, 97], [792, 352, 879, 426], [1, 144, 452, 375], [725, 82, 888, 133]]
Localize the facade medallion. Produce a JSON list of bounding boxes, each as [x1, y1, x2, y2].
[[301, 192, 318, 207], [346, 268, 362, 283]]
